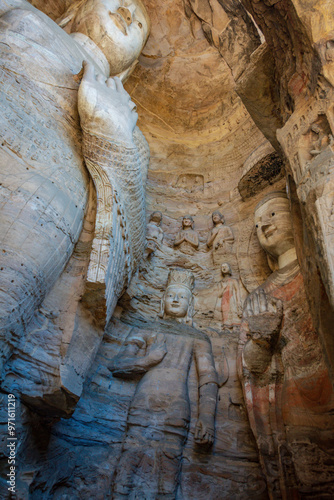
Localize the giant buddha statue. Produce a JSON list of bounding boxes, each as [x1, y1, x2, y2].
[[238, 192, 334, 498], [0, 0, 150, 415]]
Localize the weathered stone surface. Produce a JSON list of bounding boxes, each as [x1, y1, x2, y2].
[[0, 0, 334, 498], [0, 0, 150, 414]]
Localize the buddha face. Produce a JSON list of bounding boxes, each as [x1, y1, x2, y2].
[[254, 197, 295, 258], [212, 212, 223, 225], [71, 0, 150, 75], [221, 263, 231, 276], [150, 211, 162, 225], [182, 217, 193, 229], [164, 285, 191, 318]]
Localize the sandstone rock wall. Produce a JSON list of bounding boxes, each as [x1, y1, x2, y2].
[[0, 0, 333, 498]]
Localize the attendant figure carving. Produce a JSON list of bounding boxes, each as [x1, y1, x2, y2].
[[174, 215, 199, 254], [238, 192, 334, 499], [109, 269, 218, 498], [207, 211, 234, 264], [214, 262, 248, 331], [144, 210, 163, 258]]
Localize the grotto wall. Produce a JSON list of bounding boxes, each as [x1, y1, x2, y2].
[[0, 0, 333, 499]]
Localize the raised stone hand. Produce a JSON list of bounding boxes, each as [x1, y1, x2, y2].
[[78, 61, 138, 143], [194, 414, 215, 446], [242, 289, 283, 374], [243, 288, 283, 346]]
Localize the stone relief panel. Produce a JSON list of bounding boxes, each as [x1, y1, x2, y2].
[[277, 86, 334, 312], [174, 173, 204, 193], [103, 189, 282, 499], [196, 262, 248, 333], [214, 263, 248, 331]]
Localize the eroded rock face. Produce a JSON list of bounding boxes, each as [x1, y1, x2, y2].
[[0, 0, 334, 499]]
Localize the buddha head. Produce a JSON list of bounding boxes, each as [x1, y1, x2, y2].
[[149, 211, 162, 226], [212, 211, 224, 225], [182, 215, 194, 230], [159, 269, 195, 325], [71, 0, 150, 76], [221, 262, 232, 277], [254, 192, 295, 269]]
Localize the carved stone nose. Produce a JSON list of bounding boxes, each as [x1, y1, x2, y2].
[[117, 7, 132, 26], [261, 223, 272, 232]]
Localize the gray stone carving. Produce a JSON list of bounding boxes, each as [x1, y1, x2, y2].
[[207, 211, 234, 252], [109, 269, 218, 498], [206, 211, 235, 265], [0, 0, 150, 414], [144, 211, 164, 258]]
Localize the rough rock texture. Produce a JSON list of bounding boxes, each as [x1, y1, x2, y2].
[[231, 0, 334, 387], [0, 0, 333, 498]]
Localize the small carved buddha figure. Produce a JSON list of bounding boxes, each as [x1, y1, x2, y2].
[[214, 262, 247, 330], [144, 211, 163, 258], [238, 192, 334, 499], [174, 215, 199, 254], [207, 211, 234, 253], [310, 123, 334, 156], [109, 269, 218, 498]]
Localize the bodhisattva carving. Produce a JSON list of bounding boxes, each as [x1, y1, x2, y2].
[[0, 0, 150, 413], [174, 215, 199, 254], [207, 211, 234, 264], [144, 210, 163, 258], [214, 263, 248, 331], [108, 269, 218, 498], [309, 123, 334, 156], [238, 192, 334, 499]]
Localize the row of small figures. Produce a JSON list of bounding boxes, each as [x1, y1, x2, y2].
[[145, 210, 234, 257]]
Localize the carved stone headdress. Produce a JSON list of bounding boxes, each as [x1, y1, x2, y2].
[[159, 269, 195, 324], [166, 269, 194, 292]]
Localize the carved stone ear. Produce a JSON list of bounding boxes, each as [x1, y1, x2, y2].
[[267, 254, 279, 272], [158, 293, 166, 318], [186, 295, 195, 324]]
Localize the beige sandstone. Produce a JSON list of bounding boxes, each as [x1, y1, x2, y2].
[[0, 0, 333, 498]]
